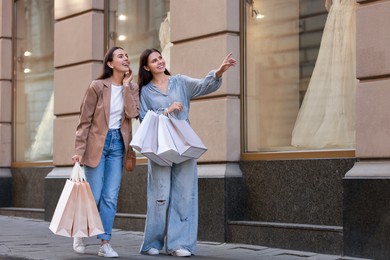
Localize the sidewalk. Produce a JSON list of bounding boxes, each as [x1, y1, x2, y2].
[[0, 215, 371, 260]]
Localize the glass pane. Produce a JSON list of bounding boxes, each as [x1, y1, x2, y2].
[[245, 0, 356, 152], [107, 0, 170, 157], [14, 0, 54, 161], [107, 0, 170, 76]]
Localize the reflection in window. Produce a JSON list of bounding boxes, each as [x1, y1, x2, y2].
[[107, 0, 170, 157], [244, 0, 357, 152], [107, 0, 170, 77], [14, 0, 54, 162]]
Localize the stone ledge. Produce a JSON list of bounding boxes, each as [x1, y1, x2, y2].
[[228, 221, 343, 255], [0, 207, 44, 220], [229, 220, 342, 232], [345, 161, 390, 178]]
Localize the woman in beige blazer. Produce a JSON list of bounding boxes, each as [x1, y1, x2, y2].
[[71, 46, 139, 258]]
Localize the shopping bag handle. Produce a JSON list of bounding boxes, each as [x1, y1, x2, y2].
[[156, 108, 166, 115], [158, 108, 179, 120], [165, 111, 191, 124], [70, 162, 86, 182], [151, 108, 178, 119]]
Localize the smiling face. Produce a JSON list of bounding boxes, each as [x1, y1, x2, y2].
[[108, 48, 130, 74], [144, 51, 166, 75]]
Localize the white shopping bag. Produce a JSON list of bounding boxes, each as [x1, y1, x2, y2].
[[166, 117, 207, 159], [157, 114, 191, 164], [130, 110, 157, 152], [133, 111, 172, 166]]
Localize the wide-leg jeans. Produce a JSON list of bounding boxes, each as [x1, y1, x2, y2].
[[85, 129, 124, 241], [140, 158, 198, 254]]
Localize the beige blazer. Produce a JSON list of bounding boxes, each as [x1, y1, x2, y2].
[[75, 77, 139, 168]]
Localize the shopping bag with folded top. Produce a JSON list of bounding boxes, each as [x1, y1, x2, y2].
[[157, 114, 192, 164], [165, 115, 208, 160], [49, 162, 104, 237]]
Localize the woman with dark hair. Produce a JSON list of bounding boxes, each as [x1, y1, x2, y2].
[[137, 48, 236, 257], [71, 46, 139, 258]]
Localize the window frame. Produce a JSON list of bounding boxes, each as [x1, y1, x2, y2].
[[239, 0, 355, 161], [11, 0, 55, 166]]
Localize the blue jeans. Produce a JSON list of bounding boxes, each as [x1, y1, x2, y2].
[[84, 129, 124, 241], [140, 158, 198, 254]]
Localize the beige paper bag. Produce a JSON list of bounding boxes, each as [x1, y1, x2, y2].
[[84, 182, 104, 236], [49, 179, 78, 237]]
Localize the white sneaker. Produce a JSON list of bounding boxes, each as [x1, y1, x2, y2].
[[73, 237, 85, 254], [98, 243, 119, 258], [172, 248, 191, 257], [145, 248, 159, 255]]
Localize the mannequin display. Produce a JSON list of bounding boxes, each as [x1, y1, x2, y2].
[[291, 0, 358, 148], [30, 93, 54, 160], [159, 12, 173, 70]]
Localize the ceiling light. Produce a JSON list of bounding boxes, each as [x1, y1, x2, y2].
[[118, 35, 126, 41], [118, 14, 127, 21], [253, 9, 265, 19]]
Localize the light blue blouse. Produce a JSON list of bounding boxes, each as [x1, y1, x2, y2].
[[139, 70, 222, 121]]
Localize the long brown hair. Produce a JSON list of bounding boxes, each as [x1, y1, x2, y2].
[[97, 46, 124, 80], [137, 48, 171, 91]]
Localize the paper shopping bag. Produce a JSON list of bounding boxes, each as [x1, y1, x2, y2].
[[49, 179, 78, 237], [83, 182, 105, 236], [130, 110, 157, 152], [141, 113, 172, 166], [158, 115, 191, 164], [72, 182, 89, 237], [166, 117, 208, 159], [49, 162, 102, 238]]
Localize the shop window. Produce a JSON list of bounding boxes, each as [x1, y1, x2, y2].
[[107, 0, 170, 75], [244, 0, 357, 153], [13, 0, 54, 162], [107, 0, 170, 158]]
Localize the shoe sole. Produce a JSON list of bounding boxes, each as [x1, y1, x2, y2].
[[172, 252, 191, 257], [73, 247, 85, 254], [141, 249, 159, 255], [98, 252, 119, 258], [145, 252, 159, 255]]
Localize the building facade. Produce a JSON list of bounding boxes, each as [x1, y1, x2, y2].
[[0, 0, 389, 259]]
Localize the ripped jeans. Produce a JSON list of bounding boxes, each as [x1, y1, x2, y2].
[[140, 159, 198, 254]]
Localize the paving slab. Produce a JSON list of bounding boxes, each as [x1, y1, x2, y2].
[[0, 216, 372, 260]]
